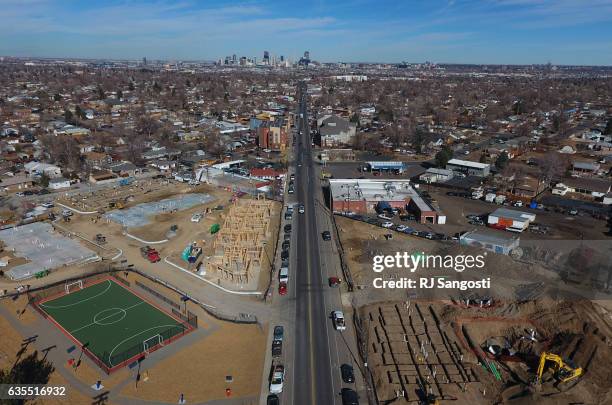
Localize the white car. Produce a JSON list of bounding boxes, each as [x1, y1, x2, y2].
[[269, 365, 285, 394], [298, 204, 305, 214], [377, 213, 393, 220], [381, 221, 394, 228], [41, 201, 54, 208], [396, 225, 408, 232], [332, 311, 346, 331], [191, 213, 203, 223]]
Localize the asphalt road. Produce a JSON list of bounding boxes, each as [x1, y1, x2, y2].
[[293, 83, 336, 405]]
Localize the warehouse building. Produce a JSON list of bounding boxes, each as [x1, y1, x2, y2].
[[460, 230, 520, 255], [446, 159, 491, 177], [487, 208, 536, 232], [329, 179, 442, 224]]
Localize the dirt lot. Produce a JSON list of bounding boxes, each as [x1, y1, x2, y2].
[[427, 188, 610, 241], [360, 299, 612, 404], [120, 321, 266, 403], [0, 304, 97, 405]]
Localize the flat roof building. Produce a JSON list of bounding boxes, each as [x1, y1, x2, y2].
[[460, 230, 520, 255], [329, 179, 441, 224], [446, 159, 491, 177]]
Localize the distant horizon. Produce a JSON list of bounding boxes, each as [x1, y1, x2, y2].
[[2, 1, 611, 66], [2, 54, 612, 69]]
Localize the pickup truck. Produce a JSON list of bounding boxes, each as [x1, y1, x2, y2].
[[140, 246, 161, 263]]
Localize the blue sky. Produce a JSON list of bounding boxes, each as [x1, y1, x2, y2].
[[1, 0, 611, 65]]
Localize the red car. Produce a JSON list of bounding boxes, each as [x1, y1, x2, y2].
[[278, 282, 288, 296]]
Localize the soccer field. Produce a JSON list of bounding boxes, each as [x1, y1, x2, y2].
[[37, 278, 189, 371]]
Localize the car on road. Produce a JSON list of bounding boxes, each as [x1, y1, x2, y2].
[[266, 394, 280, 405], [341, 388, 359, 405], [269, 365, 285, 394], [340, 364, 355, 383], [328, 277, 341, 287], [272, 340, 282, 357], [290, 173, 295, 181], [278, 282, 287, 296], [39, 189, 50, 195], [298, 204, 305, 214], [322, 231, 332, 241], [191, 213, 203, 223], [274, 325, 284, 341], [284, 224, 292, 233], [332, 310, 346, 331], [381, 221, 394, 228]]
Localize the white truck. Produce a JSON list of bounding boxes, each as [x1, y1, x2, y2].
[[494, 194, 507, 205], [485, 193, 496, 203]]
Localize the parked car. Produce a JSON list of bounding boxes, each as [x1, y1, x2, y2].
[[341, 388, 359, 405], [279, 267, 289, 283], [191, 213, 203, 223], [568, 208, 578, 215], [272, 340, 282, 357], [381, 221, 394, 228], [41, 201, 54, 208], [400, 214, 417, 221], [377, 213, 393, 220], [396, 225, 409, 232], [281, 250, 289, 261], [269, 365, 285, 394], [332, 311, 346, 331], [282, 240, 290, 250], [322, 231, 332, 241], [278, 282, 287, 296], [266, 394, 280, 405], [284, 224, 292, 233], [340, 364, 355, 383], [274, 325, 284, 341]]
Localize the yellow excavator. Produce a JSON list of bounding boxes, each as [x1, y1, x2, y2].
[[536, 352, 583, 385]]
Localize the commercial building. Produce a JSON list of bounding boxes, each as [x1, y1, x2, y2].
[[487, 208, 536, 232], [446, 159, 491, 177], [257, 118, 289, 152], [419, 168, 454, 183], [460, 230, 520, 255], [329, 179, 442, 224], [317, 115, 356, 147]]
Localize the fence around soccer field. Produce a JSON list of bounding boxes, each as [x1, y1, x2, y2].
[[19, 266, 257, 373]]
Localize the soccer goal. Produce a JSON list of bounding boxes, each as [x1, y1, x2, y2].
[[65, 280, 83, 294], [143, 334, 164, 354]]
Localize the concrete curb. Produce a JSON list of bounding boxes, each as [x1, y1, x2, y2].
[[163, 257, 263, 296]]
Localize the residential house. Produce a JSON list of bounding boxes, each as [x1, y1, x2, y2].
[[552, 178, 611, 199], [48, 177, 71, 190], [23, 161, 62, 178]]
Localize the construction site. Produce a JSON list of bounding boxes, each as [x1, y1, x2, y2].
[[205, 196, 278, 288], [336, 217, 612, 404]]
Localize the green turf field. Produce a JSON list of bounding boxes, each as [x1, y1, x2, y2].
[[38, 278, 186, 369]]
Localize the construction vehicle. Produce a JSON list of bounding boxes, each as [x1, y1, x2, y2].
[[536, 352, 583, 385], [140, 246, 161, 263]]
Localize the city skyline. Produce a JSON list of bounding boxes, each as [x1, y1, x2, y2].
[[1, 0, 612, 65]]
